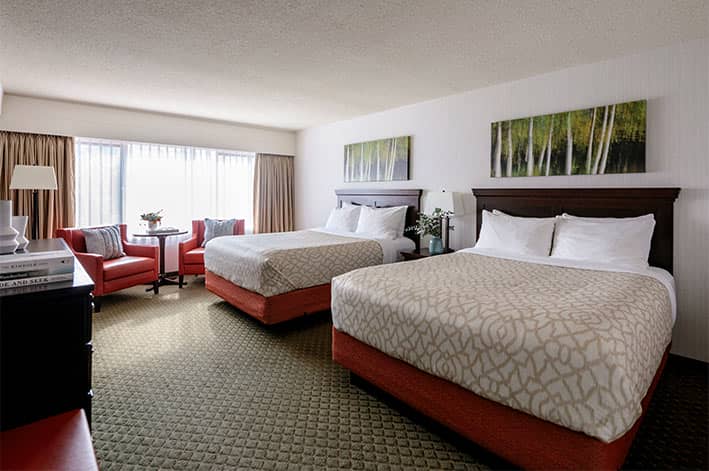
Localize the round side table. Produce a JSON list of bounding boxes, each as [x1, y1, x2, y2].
[[132, 231, 188, 288]]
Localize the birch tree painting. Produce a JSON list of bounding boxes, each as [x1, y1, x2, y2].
[[490, 100, 645, 177], [344, 136, 409, 182]]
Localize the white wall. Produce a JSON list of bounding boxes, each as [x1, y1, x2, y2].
[[0, 95, 296, 155], [296, 39, 709, 362]]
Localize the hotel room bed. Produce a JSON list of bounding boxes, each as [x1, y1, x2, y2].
[[205, 229, 414, 297], [204, 189, 421, 324], [331, 187, 680, 470]]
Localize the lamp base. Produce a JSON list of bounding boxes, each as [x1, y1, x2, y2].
[[0, 200, 19, 254], [31, 190, 39, 240], [441, 216, 451, 251], [11, 216, 29, 250]]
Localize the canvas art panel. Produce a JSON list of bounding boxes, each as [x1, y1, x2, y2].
[[344, 136, 410, 182], [490, 100, 646, 177]]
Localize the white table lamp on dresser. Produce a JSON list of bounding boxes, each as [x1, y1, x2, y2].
[[9, 165, 57, 240]]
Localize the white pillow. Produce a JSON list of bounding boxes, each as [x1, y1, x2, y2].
[[355, 205, 408, 239], [325, 205, 361, 232], [560, 212, 655, 223], [551, 216, 656, 267], [475, 210, 556, 257]]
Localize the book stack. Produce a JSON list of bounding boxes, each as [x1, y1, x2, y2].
[[0, 242, 74, 289]]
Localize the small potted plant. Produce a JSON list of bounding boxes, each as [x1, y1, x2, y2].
[[407, 208, 452, 255], [140, 210, 163, 232]]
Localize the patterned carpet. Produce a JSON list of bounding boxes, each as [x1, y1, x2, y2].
[[92, 280, 708, 470]]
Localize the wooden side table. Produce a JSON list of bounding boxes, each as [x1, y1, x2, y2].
[[132, 231, 188, 287], [400, 248, 455, 261]]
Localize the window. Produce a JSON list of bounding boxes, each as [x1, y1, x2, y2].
[[75, 140, 123, 227], [75, 138, 255, 233]]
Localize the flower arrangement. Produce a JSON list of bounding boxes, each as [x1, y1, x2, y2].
[[406, 208, 453, 238], [140, 210, 163, 223]]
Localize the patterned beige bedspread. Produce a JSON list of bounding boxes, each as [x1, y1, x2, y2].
[[204, 230, 383, 297], [331, 252, 673, 443]]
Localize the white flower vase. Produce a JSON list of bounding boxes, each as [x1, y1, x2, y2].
[[0, 200, 19, 254], [11, 215, 29, 251], [148, 221, 159, 232]]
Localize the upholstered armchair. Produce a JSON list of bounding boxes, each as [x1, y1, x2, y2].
[[56, 224, 159, 312], [178, 219, 245, 287]]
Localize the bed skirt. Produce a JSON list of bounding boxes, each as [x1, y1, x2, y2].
[[332, 327, 669, 471], [205, 270, 331, 324]]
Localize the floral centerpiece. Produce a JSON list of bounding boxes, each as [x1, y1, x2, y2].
[[406, 208, 452, 255], [140, 210, 163, 232]]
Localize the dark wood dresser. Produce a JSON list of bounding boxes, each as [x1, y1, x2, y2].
[[0, 239, 94, 431]]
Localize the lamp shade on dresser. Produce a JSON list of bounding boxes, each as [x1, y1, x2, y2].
[[9, 165, 58, 240]]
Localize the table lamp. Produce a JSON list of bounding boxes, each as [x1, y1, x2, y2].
[[423, 190, 464, 251], [9, 165, 58, 240]]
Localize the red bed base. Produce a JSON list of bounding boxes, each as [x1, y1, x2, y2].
[[333, 328, 668, 471], [205, 270, 331, 324]]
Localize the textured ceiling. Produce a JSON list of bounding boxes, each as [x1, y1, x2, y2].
[[1, 0, 707, 130]]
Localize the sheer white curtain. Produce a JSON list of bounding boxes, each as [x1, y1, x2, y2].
[[75, 139, 123, 227], [75, 138, 255, 272], [123, 142, 254, 232]]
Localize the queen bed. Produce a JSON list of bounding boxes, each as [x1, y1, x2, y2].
[[331, 187, 680, 470], [205, 189, 421, 324]]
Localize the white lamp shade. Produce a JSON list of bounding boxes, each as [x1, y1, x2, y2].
[[423, 191, 464, 215], [9, 165, 58, 190]]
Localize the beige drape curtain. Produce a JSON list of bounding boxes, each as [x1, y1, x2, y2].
[[0, 131, 76, 238], [253, 153, 294, 233]]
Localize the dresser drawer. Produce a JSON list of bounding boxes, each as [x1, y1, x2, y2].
[[1, 347, 92, 430], [3, 297, 93, 348]]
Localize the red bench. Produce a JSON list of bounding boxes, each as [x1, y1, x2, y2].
[[0, 410, 98, 471]]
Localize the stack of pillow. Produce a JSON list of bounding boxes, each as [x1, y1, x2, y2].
[[324, 203, 408, 240], [475, 209, 657, 268]]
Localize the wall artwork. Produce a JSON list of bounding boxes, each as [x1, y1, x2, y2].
[[344, 136, 409, 182], [490, 100, 646, 178]]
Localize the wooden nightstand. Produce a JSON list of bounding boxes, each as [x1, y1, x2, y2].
[[400, 248, 455, 261]]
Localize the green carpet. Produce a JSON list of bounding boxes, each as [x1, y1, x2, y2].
[[92, 281, 708, 470]]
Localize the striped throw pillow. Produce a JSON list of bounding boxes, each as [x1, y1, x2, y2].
[[202, 218, 236, 247], [82, 225, 125, 259]]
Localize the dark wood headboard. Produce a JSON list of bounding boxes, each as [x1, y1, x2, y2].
[[335, 189, 422, 248], [472, 188, 681, 273]]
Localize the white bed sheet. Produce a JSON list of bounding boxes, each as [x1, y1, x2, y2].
[[461, 247, 677, 324], [312, 227, 415, 264]]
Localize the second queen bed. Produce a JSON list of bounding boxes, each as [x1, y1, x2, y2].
[[204, 189, 421, 324]]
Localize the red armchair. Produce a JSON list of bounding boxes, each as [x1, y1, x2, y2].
[[56, 224, 159, 312], [178, 219, 245, 287]]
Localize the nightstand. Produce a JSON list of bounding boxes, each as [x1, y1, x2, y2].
[[400, 248, 455, 261]]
